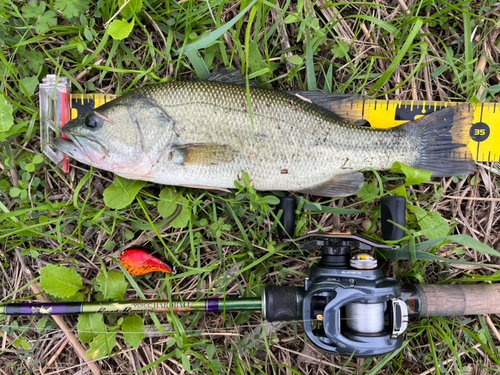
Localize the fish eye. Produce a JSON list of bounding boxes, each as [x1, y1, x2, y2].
[[84, 114, 103, 130]]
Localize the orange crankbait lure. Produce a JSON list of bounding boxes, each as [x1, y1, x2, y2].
[[119, 247, 175, 276]]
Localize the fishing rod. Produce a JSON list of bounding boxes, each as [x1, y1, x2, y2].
[[3, 197, 500, 358]]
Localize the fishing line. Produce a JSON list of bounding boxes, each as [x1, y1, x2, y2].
[[0, 315, 379, 336], [0, 320, 315, 336], [345, 302, 385, 333]]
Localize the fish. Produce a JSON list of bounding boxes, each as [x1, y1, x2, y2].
[[53, 69, 476, 197]]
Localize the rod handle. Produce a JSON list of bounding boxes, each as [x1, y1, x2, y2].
[[415, 284, 500, 317]]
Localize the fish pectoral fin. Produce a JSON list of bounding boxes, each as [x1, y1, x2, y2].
[[298, 172, 365, 197], [171, 144, 238, 165], [288, 91, 370, 126], [204, 68, 260, 87]]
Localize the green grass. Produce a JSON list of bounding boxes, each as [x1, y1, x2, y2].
[[1, 0, 500, 373]]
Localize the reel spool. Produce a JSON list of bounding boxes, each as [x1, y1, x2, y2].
[[345, 302, 385, 334]]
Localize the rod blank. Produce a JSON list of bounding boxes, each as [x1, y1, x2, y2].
[[0, 298, 262, 316]]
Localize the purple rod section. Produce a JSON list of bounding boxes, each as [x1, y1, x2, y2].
[[206, 298, 220, 312], [4, 303, 82, 315]]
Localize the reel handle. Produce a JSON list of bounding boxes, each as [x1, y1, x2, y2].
[[380, 196, 406, 241], [277, 197, 296, 239], [277, 196, 407, 242]]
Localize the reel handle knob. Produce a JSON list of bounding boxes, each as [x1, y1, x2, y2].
[[380, 196, 406, 241], [277, 197, 296, 239]]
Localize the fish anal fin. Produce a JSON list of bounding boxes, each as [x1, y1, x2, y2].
[[178, 185, 231, 194], [172, 144, 238, 165], [288, 91, 369, 125], [298, 172, 365, 197]]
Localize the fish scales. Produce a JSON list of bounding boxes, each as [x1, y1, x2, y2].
[[127, 81, 416, 189], [54, 73, 475, 197]]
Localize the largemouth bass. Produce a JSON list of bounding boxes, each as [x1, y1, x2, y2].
[[54, 70, 476, 197]]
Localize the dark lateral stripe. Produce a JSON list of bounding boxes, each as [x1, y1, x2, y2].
[[4, 303, 83, 315]]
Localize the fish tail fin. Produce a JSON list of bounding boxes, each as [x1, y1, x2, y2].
[[404, 104, 476, 177]]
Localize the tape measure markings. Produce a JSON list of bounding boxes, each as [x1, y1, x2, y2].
[[70, 94, 116, 120]]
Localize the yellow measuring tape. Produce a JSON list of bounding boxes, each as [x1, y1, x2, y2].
[[358, 100, 497, 163], [69, 94, 498, 162]]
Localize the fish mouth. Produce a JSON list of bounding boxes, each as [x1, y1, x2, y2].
[[53, 132, 109, 165]]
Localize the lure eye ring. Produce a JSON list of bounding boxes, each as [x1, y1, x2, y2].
[[84, 114, 103, 130]]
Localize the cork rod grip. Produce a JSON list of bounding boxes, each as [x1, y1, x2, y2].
[[415, 284, 500, 317]]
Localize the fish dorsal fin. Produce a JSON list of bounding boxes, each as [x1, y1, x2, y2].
[[127, 96, 176, 154], [288, 91, 370, 126], [298, 172, 365, 197], [170, 143, 238, 165], [204, 68, 260, 87]]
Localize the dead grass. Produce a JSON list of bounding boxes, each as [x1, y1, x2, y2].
[[2, 0, 500, 374]]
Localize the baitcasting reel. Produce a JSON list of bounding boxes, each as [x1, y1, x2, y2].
[[263, 196, 409, 357]]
